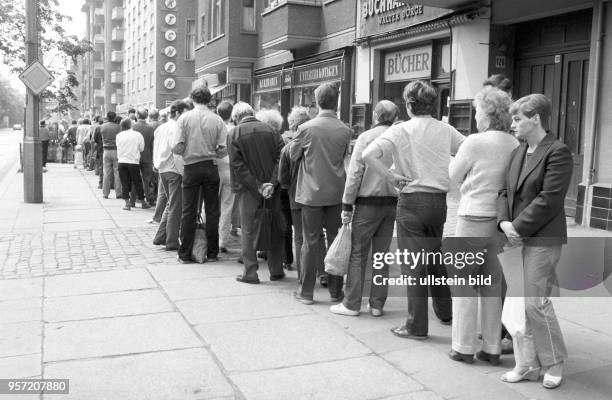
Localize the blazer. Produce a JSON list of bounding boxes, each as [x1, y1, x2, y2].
[[290, 110, 351, 207], [497, 133, 573, 245]]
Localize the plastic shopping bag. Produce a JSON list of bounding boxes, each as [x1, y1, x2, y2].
[[191, 217, 207, 263], [501, 296, 526, 336], [324, 224, 351, 276]]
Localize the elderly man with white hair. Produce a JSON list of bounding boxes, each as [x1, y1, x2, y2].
[[230, 102, 286, 284]]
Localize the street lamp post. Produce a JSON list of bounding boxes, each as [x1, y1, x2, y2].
[[23, 0, 43, 203]]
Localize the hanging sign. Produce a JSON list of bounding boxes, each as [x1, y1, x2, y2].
[[384, 45, 432, 82]]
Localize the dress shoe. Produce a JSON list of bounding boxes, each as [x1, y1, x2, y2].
[[500, 367, 540, 383], [236, 275, 260, 284], [270, 273, 285, 281], [476, 351, 500, 366], [141, 201, 151, 209], [177, 257, 193, 264], [440, 318, 452, 326], [293, 291, 314, 305], [116, 195, 123, 199], [390, 326, 427, 340], [449, 350, 474, 364], [367, 304, 383, 317], [330, 303, 359, 316]]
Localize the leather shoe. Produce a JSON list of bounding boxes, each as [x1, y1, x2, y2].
[[476, 351, 500, 366], [177, 257, 193, 264], [293, 291, 314, 305], [440, 318, 452, 326], [449, 350, 474, 364], [236, 275, 260, 284], [390, 326, 427, 340], [270, 273, 285, 281]]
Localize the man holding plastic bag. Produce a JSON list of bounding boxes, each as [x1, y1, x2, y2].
[[329, 100, 400, 317]]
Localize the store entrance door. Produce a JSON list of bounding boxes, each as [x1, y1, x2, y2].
[[515, 51, 588, 217]]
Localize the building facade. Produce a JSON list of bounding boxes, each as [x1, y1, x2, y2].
[[120, 0, 197, 111], [195, 0, 357, 125]]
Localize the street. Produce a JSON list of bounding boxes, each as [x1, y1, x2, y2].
[[0, 163, 611, 399], [0, 128, 22, 187]]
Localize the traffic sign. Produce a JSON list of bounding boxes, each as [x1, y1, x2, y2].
[[19, 60, 54, 95]]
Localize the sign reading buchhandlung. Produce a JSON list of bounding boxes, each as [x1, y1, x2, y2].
[[384, 45, 432, 82]]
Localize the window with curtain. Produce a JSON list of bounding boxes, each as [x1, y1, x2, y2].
[[186, 19, 196, 59], [208, 0, 224, 40], [242, 0, 255, 32]]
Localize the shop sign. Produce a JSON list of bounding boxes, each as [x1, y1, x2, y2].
[[228, 67, 252, 84], [254, 73, 281, 92], [358, 1, 453, 39], [282, 70, 292, 88], [384, 45, 432, 82], [294, 59, 343, 87]]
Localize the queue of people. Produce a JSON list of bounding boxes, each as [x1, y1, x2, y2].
[[58, 75, 570, 390]]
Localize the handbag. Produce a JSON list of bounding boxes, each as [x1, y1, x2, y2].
[[501, 297, 526, 336], [255, 197, 280, 251], [324, 224, 352, 276], [191, 215, 208, 263]]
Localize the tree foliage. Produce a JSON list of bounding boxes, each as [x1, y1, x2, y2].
[[0, 0, 92, 115], [0, 75, 25, 125]]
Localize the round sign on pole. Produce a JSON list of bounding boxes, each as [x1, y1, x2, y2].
[[165, 30, 176, 41], [165, 62, 176, 73], [165, 0, 177, 9], [165, 14, 176, 25], [164, 46, 177, 57], [164, 78, 176, 90]]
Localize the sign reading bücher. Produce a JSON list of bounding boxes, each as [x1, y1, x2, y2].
[[384, 45, 432, 82]]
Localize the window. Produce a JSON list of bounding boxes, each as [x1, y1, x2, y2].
[[143, 73, 147, 89], [136, 77, 140, 91], [149, 42, 154, 58], [143, 46, 147, 62], [242, 0, 255, 32], [150, 71, 154, 88], [186, 19, 196, 60], [209, 0, 224, 40], [200, 14, 206, 43]]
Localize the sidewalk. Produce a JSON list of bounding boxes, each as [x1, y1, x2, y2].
[[1, 164, 611, 399]]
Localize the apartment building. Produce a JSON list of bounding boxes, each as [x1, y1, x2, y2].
[[119, 0, 197, 111]]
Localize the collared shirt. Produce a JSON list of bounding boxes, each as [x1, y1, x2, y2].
[[100, 122, 121, 149], [174, 104, 227, 165], [153, 119, 184, 175], [372, 116, 465, 194], [290, 110, 351, 206], [117, 129, 145, 164]]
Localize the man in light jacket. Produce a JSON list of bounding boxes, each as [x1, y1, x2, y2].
[[330, 100, 399, 317], [290, 83, 352, 304]]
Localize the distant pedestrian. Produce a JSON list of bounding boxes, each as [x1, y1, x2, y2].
[[130, 108, 154, 207], [173, 85, 227, 263], [39, 120, 50, 172], [290, 83, 352, 305], [153, 101, 189, 250], [231, 102, 286, 284], [116, 118, 146, 211], [100, 112, 123, 199], [92, 116, 104, 188], [330, 100, 400, 318], [76, 119, 92, 169], [216, 101, 235, 253], [363, 80, 465, 339]]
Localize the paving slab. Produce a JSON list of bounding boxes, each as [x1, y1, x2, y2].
[[44, 289, 173, 322], [161, 276, 279, 301], [44, 313, 201, 362], [43, 220, 118, 232], [0, 321, 41, 358], [176, 292, 310, 324], [0, 354, 41, 378], [44, 348, 234, 400], [195, 314, 371, 372], [0, 278, 42, 301], [0, 297, 41, 323], [380, 392, 444, 400], [233, 356, 422, 400], [43, 210, 111, 223], [148, 263, 243, 282], [382, 346, 455, 375], [44, 269, 157, 297], [500, 374, 611, 400]]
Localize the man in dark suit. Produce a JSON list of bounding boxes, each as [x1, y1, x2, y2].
[[290, 83, 352, 304], [497, 94, 572, 389], [230, 102, 286, 284], [130, 108, 154, 208]]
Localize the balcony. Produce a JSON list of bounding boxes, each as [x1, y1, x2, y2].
[[110, 93, 123, 104], [94, 61, 104, 70], [93, 89, 104, 98], [111, 28, 124, 42], [261, 1, 321, 50], [111, 51, 123, 62], [110, 71, 123, 83], [111, 7, 124, 21]]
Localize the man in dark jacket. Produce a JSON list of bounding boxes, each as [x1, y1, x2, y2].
[[497, 93, 572, 388], [231, 102, 286, 284], [100, 112, 122, 198], [130, 108, 154, 207]]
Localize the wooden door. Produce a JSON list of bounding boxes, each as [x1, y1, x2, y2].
[[559, 51, 589, 216]]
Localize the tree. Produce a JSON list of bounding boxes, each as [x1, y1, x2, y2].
[[0, 75, 25, 126], [0, 0, 92, 114]]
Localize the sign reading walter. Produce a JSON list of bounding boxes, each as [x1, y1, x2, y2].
[[384, 45, 432, 82], [359, 1, 453, 38]]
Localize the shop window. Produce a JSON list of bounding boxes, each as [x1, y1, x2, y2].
[[242, 0, 256, 32], [254, 91, 281, 112], [186, 19, 196, 60], [293, 82, 341, 119], [209, 0, 225, 40]]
